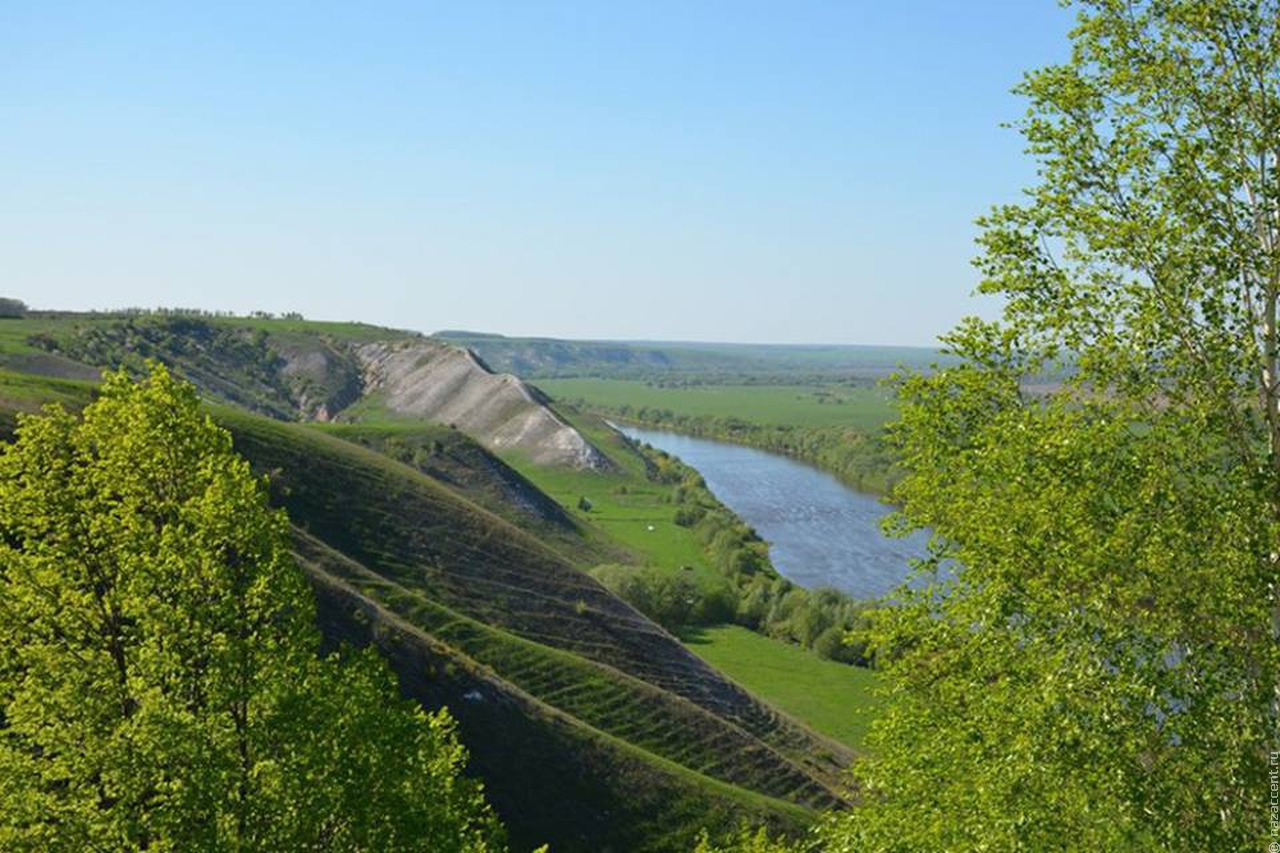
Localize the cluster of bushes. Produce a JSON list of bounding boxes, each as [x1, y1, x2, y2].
[[734, 576, 872, 664], [589, 564, 736, 631], [599, 440, 876, 665]]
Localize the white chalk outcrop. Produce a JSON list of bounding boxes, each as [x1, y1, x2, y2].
[[356, 340, 613, 470]]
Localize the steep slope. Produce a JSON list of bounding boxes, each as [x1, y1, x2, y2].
[[355, 340, 613, 469], [313, 421, 584, 538], [17, 313, 612, 470], [0, 319, 861, 850], [217, 410, 854, 849], [0, 380, 854, 850]]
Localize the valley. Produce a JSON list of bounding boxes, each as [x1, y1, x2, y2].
[[0, 310, 899, 852], [7, 6, 1266, 847]]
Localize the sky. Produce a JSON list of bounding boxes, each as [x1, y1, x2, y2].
[[3, 1, 1075, 346]]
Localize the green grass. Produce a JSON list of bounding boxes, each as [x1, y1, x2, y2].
[[536, 378, 897, 431], [507, 417, 887, 755], [0, 369, 97, 436], [681, 624, 882, 751], [216, 409, 852, 846], [3, 379, 845, 849], [497, 414, 730, 587], [0, 312, 415, 362]]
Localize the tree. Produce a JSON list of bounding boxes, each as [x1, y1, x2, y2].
[[822, 2, 1280, 850], [693, 825, 800, 853], [0, 365, 505, 851], [0, 298, 27, 318]]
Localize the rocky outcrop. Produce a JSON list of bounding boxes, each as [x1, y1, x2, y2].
[[355, 340, 613, 470], [275, 340, 363, 421]]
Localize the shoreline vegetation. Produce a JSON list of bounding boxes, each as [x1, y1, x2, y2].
[[604, 430, 877, 668], [562, 400, 903, 496]]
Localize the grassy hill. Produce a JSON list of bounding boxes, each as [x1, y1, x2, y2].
[[0, 312, 872, 851]]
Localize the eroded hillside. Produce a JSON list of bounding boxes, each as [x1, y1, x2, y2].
[[356, 340, 612, 469], [21, 313, 611, 470]]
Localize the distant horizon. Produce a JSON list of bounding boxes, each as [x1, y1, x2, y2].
[[12, 301, 945, 351]]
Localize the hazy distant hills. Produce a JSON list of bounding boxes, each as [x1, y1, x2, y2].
[[434, 329, 952, 381]]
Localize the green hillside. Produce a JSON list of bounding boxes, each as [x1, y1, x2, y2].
[[681, 626, 882, 751], [0, 314, 871, 852]]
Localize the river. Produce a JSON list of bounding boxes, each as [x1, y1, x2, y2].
[[613, 423, 927, 600]]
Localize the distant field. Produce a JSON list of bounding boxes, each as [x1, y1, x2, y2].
[[536, 378, 897, 431], [681, 624, 882, 751]]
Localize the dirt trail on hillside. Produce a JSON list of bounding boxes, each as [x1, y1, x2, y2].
[[357, 340, 613, 470]]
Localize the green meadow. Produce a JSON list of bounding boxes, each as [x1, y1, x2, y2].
[[535, 378, 897, 431], [680, 624, 881, 751]]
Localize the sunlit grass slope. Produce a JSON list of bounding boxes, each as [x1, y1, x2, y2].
[[681, 625, 882, 751]]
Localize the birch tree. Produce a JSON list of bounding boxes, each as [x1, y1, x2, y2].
[[822, 2, 1280, 849]]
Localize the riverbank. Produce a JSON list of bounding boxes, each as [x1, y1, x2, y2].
[[615, 423, 923, 601], [503, 414, 891, 667], [548, 398, 902, 495]]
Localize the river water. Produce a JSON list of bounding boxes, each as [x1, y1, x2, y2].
[[613, 423, 927, 600]]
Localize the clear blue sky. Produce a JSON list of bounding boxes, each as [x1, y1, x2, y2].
[[3, 1, 1074, 346]]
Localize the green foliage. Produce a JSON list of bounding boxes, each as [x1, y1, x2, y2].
[[825, 3, 1280, 850], [599, 407, 899, 494], [0, 299, 26, 319], [644, 445, 876, 663], [222, 408, 841, 848], [592, 564, 737, 630], [31, 316, 299, 418], [693, 825, 802, 853], [0, 366, 504, 851]]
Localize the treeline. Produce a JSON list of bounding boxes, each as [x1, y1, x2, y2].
[[82, 306, 307, 320], [593, 440, 875, 666], [578, 401, 903, 495]]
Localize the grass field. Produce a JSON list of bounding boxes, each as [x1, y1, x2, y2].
[[681, 624, 882, 751], [498, 417, 727, 589], [535, 378, 897, 431]]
